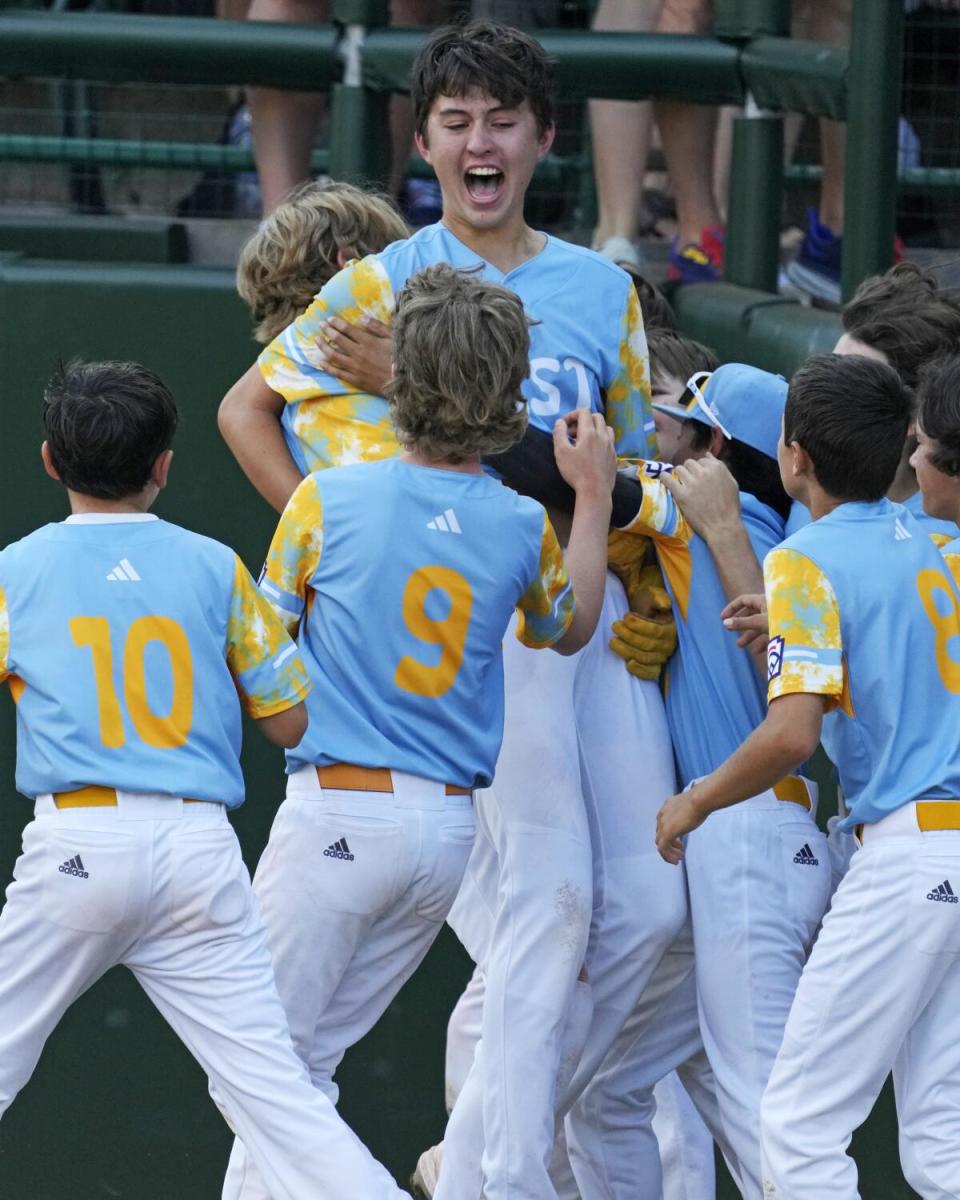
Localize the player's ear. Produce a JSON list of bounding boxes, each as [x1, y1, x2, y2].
[[335, 245, 359, 270], [537, 121, 556, 160], [40, 441, 61, 482], [791, 440, 812, 478], [151, 448, 174, 491], [709, 427, 726, 457], [414, 129, 432, 164]]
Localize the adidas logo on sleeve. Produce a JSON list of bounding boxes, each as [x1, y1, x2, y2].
[[323, 837, 355, 862], [58, 854, 89, 879], [793, 844, 820, 866], [927, 879, 958, 903]]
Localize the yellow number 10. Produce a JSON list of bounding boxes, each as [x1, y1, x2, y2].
[[395, 566, 473, 699], [70, 616, 194, 748], [917, 568, 960, 694]]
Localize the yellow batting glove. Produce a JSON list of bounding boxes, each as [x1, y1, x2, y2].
[[610, 564, 677, 681]]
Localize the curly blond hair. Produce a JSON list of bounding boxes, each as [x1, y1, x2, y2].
[[385, 264, 530, 464], [236, 182, 409, 343]]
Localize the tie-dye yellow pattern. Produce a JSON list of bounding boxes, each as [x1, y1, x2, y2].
[[604, 287, 655, 462], [515, 512, 575, 648], [765, 546, 844, 704], [258, 256, 400, 470], [227, 556, 310, 717], [617, 463, 692, 544], [0, 583, 8, 680], [262, 475, 325, 636]]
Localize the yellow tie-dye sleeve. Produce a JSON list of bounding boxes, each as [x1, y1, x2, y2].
[[604, 286, 656, 462], [227, 557, 311, 719], [258, 256, 396, 405], [0, 582, 9, 682], [765, 546, 844, 706], [515, 512, 575, 649], [616, 462, 692, 544], [259, 474, 325, 636]]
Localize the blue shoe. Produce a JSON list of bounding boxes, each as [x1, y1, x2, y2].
[[667, 225, 724, 285], [785, 208, 843, 305]]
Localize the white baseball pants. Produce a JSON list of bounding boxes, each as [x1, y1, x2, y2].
[[440, 629, 594, 1200], [761, 809, 960, 1199], [685, 788, 833, 1199], [0, 793, 404, 1200], [223, 766, 474, 1200]]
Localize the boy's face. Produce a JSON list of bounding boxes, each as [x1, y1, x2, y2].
[[415, 90, 554, 237], [910, 423, 960, 522]]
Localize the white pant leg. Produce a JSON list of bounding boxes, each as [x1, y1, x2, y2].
[[761, 829, 960, 1199], [438, 630, 593, 1200], [653, 1074, 717, 1200], [445, 964, 485, 1112], [685, 794, 833, 1199], [564, 934, 722, 1200], [225, 776, 474, 1200]]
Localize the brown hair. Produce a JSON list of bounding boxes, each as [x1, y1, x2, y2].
[[386, 264, 529, 463], [647, 328, 720, 390], [412, 21, 555, 139], [842, 262, 960, 391], [236, 181, 409, 343], [916, 355, 960, 478]]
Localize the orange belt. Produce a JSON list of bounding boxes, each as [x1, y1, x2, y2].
[[772, 777, 812, 811], [316, 763, 471, 796], [916, 801, 960, 832], [53, 785, 202, 809]]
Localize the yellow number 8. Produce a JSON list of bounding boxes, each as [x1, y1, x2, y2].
[[917, 568, 960, 694], [395, 566, 473, 699], [70, 615, 194, 748]]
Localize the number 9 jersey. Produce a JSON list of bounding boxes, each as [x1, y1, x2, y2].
[[0, 514, 310, 807], [259, 458, 574, 790]]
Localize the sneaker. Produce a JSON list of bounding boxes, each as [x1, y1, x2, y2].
[[410, 1143, 443, 1200], [595, 235, 643, 269], [784, 207, 842, 305], [667, 225, 724, 285]]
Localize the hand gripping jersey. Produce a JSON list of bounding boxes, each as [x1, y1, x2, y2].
[[764, 500, 960, 827], [259, 458, 574, 788], [0, 515, 309, 806], [258, 222, 654, 474], [617, 463, 785, 784]]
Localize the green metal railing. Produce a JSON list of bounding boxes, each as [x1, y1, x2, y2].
[[0, 0, 906, 300]]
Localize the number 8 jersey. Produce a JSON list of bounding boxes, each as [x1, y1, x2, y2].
[[764, 498, 960, 828], [0, 514, 310, 807], [259, 458, 575, 790]]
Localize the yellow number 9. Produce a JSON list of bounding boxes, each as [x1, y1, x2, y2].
[[917, 568, 960, 694], [395, 566, 473, 699]]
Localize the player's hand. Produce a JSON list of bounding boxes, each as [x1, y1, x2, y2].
[[662, 454, 740, 539], [656, 788, 708, 864], [721, 592, 768, 652], [553, 411, 617, 498], [314, 315, 393, 396], [610, 611, 676, 679]]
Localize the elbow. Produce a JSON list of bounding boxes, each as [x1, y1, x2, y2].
[[218, 386, 242, 443], [278, 706, 308, 749], [552, 618, 591, 656], [777, 724, 821, 767]]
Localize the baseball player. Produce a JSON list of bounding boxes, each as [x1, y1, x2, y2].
[[218, 22, 687, 1200], [605, 365, 832, 1198], [221, 264, 617, 1200], [0, 360, 412, 1200], [657, 353, 960, 1199]]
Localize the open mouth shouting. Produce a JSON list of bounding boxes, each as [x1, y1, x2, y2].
[[465, 166, 505, 205]]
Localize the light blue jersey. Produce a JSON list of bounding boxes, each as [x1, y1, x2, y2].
[[902, 489, 959, 543], [260, 458, 574, 789], [0, 515, 309, 806], [765, 500, 960, 827], [665, 494, 785, 785], [259, 223, 653, 474]]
